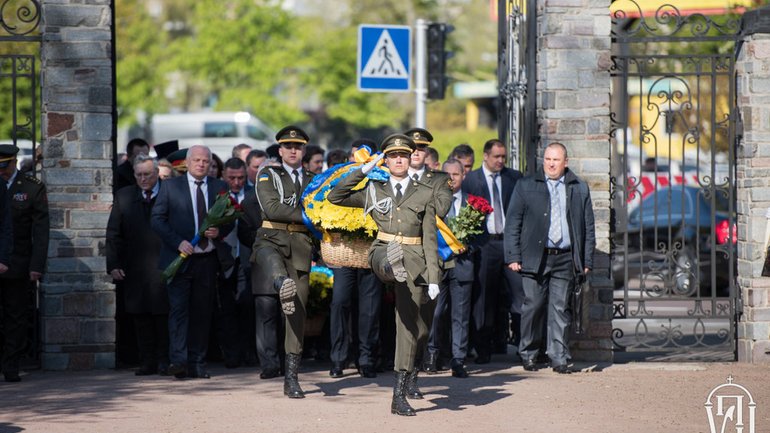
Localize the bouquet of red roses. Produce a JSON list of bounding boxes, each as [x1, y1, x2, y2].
[[446, 194, 493, 243], [161, 191, 243, 284]]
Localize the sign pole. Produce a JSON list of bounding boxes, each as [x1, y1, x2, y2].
[[414, 18, 427, 128]]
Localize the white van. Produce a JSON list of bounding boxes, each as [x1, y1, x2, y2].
[[150, 111, 275, 160]]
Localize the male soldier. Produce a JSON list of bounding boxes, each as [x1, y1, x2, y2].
[[251, 125, 315, 398], [328, 134, 440, 417], [0, 144, 49, 382], [402, 127, 452, 397]]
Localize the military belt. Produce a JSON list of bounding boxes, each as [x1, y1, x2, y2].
[[377, 232, 422, 245], [262, 221, 308, 233]]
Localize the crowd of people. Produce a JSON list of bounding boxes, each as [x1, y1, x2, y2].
[[0, 127, 595, 416]]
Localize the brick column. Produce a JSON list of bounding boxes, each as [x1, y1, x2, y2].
[[537, 0, 613, 361], [735, 8, 770, 364], [39, 1, 115, 370]]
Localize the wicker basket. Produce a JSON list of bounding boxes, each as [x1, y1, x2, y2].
[[321, 232, 372, 269]]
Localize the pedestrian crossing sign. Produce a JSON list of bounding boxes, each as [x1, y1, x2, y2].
[[358, 24, 411, 92]]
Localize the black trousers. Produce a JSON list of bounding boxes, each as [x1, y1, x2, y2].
[[134, 313, 169, 369], [214, 259, 255, 364], [254, 294, 285, 370], [0, 277, 32, 374], [329, 267, 382, 367], [167, 253, 218, 367]]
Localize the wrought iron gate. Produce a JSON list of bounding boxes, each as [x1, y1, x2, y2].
[[0, 0, 42, 366], [610, 1, 740, 361], [497, 0, 537, 172]]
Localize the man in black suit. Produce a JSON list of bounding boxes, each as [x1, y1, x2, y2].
[[329, 138, 383, 379], [427, 159, 475, 378], [0, 144, 49, 383], [214, 157, 256, 368], [151, 145, 230, 379], [505, 142, 595, 374], [461, 139, 522, 364], [114, 138, 150, 192], [106, 154, 169, 376]]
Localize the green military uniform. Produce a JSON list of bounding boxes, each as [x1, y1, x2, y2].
[[251, 125, 314, 399], [327, 135, 440, 371], [0, 144, 50, 382]]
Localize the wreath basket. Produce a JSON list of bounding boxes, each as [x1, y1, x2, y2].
[[320, 232, 372, 269]]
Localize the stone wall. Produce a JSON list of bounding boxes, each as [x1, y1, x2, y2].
[[39, 0, 115, 370], [537, 0, 613, 361], [735, 14, 770, 364]]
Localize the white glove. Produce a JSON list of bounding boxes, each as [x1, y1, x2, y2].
[[428, 284, 440, 300], [361, 152, 385, 174]]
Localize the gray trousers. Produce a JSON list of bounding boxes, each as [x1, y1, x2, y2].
[[428, 268, 472, 361], [518, 251, 574, 366]]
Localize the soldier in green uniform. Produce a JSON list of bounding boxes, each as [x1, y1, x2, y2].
[[0, 144, 50, 382], [328, 134, 440, 416], [251, 126, 315, 399], [402, 127, 453, 396]]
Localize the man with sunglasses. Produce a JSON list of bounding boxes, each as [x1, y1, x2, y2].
[[251, 125, 315, 399]]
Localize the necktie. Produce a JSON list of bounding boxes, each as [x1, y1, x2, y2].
[[491, 173, 503, 234], [448, 196, 458, 218], [549, 180, 563, 245], [412, 173, 419, 182], [292, 169, 301, 196], [195, 180, 208, 250], [228, 192, 240, 259], [144, 190, 152, 204], [395, 183, 403, 204]]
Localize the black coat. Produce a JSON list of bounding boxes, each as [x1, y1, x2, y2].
[[114, 160, 136, 192], [106, 184, 168, 314], [461, 166, 522, 239], [1, 172, 49, 279], [504, 167, 595, 275], [0, 181, 12, 267]]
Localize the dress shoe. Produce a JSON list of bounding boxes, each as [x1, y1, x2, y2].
[[552, 364, 571, 374], [522, 359, 538, 372], [167, 363, 187, 378], [359, 365, 377, 378], [4, 372, 21, 382], [450, 359, 468, 378], [329, 362, 344, 378], [135, 365, 158, 376], [423, 352, 438, 374], [188, 366, 211, 379], [260, 367, 280, 379]]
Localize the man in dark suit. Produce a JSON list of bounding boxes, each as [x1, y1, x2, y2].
[[461, 138, 522, 364], [505, 142, 595, 374], [329, 138, 383, 379], [151, 145, 230, 379], [239, 186, 285, 379], [114, 138, 150, 192], [328, 134, 440, 417], [251, 126, 315, 398], [427, 159, 475, 378], [0, 144, 48, 383], [214, 157, 256, 368], [106, 154, 169, 376]]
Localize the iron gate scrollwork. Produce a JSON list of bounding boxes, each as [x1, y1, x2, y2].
[[610, 0, 740, 361], [0, 0, 41, 367]]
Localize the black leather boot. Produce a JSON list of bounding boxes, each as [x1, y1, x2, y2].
[[283, 353, 305, 399], [391, 370, 416, 416], [405, 369, 423, 399]]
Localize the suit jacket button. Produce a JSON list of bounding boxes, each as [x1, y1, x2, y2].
[[397, 219, 401, 223], [396, 207, 400, 211]]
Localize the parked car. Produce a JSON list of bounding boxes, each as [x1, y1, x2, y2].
[[613, 185, 736, 297]]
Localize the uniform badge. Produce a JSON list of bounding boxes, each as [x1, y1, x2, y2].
[[258, 173, 270, 182], [12, 192, 27, 201], [412, 132, 420, 140], [290, 130, 297, 138]]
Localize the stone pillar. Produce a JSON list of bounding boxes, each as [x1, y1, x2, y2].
[[734, 8, 770, 364], [39, 1, 115, 370], [537, 0, 613, 361]]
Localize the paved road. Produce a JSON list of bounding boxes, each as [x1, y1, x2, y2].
[[1, 352, 768, 433]]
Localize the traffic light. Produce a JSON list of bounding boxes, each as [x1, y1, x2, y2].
[[427, 22, 453, 100]]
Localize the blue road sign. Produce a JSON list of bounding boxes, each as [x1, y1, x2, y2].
[[358, 24, 411, 92]]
